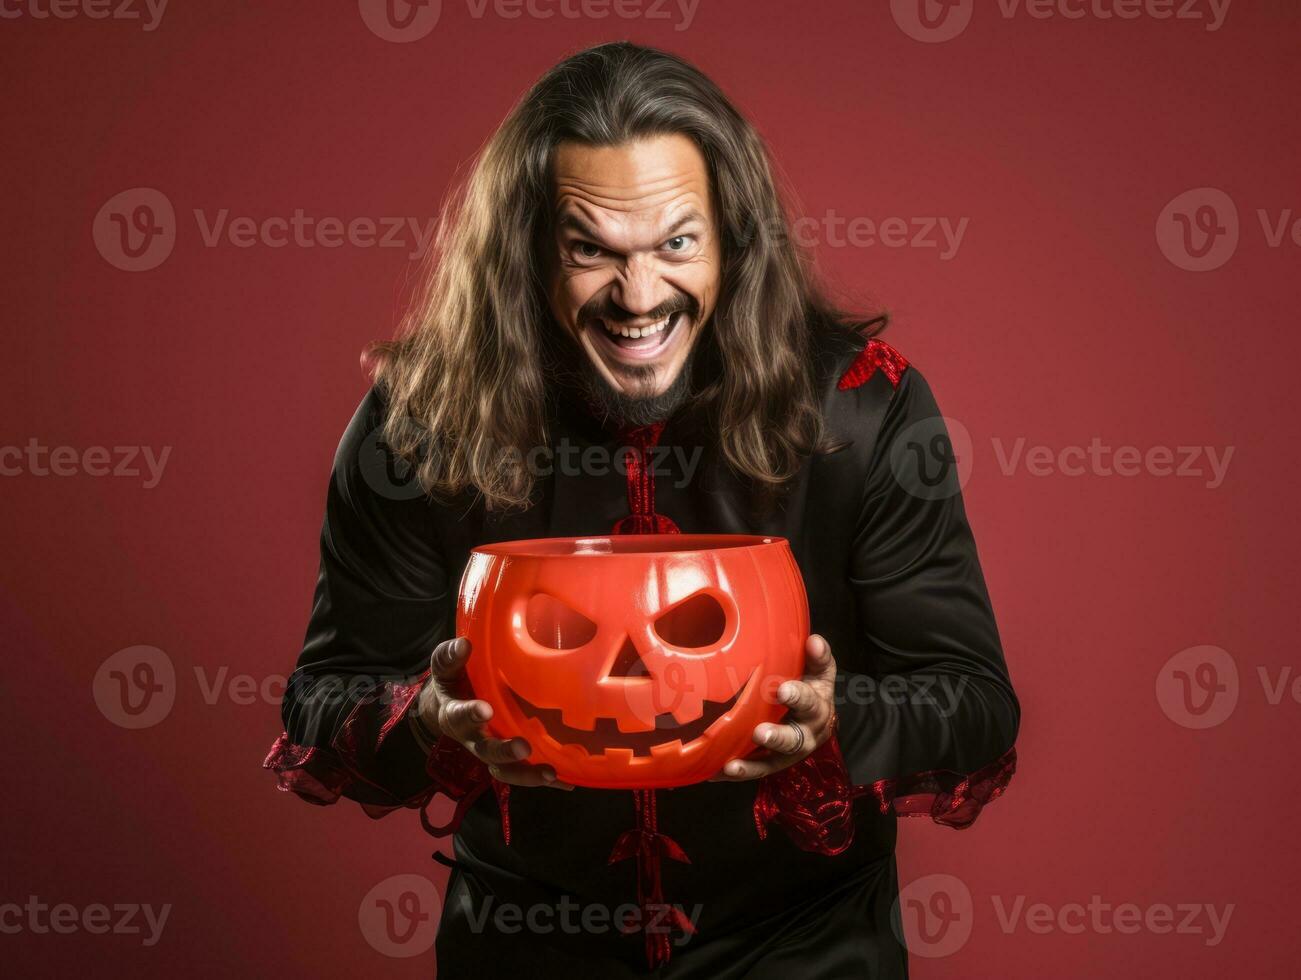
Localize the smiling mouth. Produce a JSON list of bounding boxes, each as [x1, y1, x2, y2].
[[587, 310, 687, 363], [508, 673, 749, 757]]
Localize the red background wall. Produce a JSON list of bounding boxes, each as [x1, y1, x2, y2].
[[3, 1, 1297, 976]]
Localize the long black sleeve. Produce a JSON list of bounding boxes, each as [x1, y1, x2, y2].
[[837, 365, 1019, 809], [268, 388, 456, 809]]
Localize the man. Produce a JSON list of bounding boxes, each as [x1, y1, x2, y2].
[[266, 42, 1019, 977]]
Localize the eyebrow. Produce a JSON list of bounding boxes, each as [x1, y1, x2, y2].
[[554, 209, 706, 244], [555, 211, 603, 240], [660, 210, 705, 238]]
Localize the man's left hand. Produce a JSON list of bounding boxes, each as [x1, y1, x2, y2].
[[712, 634, 837, 781]]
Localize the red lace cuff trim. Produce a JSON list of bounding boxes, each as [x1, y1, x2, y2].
[[754, 734, 856, 856], [416, 736, 513, 843], [263, 672, 504, 834], [754, 739, 1019, 851], [865, 746, 1017, 830], [263, 675, 427, 814]]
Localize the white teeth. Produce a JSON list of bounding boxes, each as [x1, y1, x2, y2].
[[603, 315, 672, 340]]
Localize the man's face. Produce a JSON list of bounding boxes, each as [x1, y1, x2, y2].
[[546, 134, 721, 404]]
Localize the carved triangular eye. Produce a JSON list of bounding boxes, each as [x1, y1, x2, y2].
[[526, 593, 597, 650], [653, 592, 726, 649]]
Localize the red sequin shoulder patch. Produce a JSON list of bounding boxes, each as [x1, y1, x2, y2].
[[837, 338, 908, 391]]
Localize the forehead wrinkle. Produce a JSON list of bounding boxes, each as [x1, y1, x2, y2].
[[553, 169, 706, 209], [555, 196, 707, 249]]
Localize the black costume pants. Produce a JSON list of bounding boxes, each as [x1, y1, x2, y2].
[[434, 853, 907, 979]]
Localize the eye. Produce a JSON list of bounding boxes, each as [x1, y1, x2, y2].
[[574, 241, 603, 259], [526, 593, 597, 650], [663, 235, 692, 252], [653, 592, 726, 649]]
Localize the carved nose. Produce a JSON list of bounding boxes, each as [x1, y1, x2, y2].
[[607, 636, 650, 678]]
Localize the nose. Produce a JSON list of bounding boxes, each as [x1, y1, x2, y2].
[[610, 254, 663, 318], [606, 636, 651, 679]]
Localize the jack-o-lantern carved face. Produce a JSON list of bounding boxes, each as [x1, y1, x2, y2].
[[456, 535, 809, 788]]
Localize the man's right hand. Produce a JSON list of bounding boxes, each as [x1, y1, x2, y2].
[[414, 637, 573, 790]]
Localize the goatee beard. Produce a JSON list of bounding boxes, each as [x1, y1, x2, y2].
[[575, 351, 696, 430]]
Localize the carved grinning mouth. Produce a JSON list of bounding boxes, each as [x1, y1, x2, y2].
[[508, 672, 752, 757]]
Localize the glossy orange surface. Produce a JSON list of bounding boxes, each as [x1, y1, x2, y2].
[[456, 534, 809, 788]]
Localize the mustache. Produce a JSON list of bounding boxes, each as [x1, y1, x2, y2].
[[578, 292, 699, 326]]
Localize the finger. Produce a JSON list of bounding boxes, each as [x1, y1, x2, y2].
[[805, 634, 836, 680], [753, 721, 808, 756], [704, 740, 769, 779], [438, 697, 493, 743], [465, 735, 531, 766], [430, 637, 471, 681], [776, 679, 825, 723], [712, 756, 786, 781], [488, 762, 574, 790]]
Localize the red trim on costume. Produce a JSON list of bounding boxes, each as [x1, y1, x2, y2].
[[754, 738, 1018, 852], [613, 422, 681, 535], [837, 338, 908, 391], [263, 672, 510, 837], [607, 789, 696, 968], [610, 431, 689, 967], [754, 731, 856, 856], [864, 745, 1017, 830]]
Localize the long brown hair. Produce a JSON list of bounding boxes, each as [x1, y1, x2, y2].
[[374, 41, 880, 511]]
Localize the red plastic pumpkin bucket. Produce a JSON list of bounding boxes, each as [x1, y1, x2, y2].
[[456, 534, 809, 789]]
